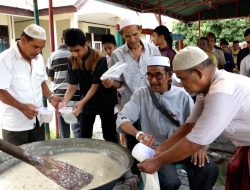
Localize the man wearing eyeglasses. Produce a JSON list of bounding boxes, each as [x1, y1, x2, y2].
[[237, 28, 250, 71], [102, 17, 160, 175], [117, 56, 218, 190]]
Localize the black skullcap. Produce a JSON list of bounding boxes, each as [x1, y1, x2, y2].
[[101, 34, 116, 45]]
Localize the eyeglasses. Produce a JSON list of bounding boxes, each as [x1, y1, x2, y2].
[[146, 72, 167, 81]]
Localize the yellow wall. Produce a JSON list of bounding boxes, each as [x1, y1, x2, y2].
[[0, 14, 9, 25], [55, 19, 70, 47]]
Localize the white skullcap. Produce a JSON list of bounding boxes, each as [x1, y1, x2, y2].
[[173, 46, 208, 71], [119, 17, 141, 31], [147, 56, 170, 67], [24, 24, 46, 40]]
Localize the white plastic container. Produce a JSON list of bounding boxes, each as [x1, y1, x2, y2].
[[59, 107, 78, 124], [132, 142, 155, 162], [37, 107, 54, 123]]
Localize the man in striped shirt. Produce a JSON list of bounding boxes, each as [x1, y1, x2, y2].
[[47, 29, 80, 138]]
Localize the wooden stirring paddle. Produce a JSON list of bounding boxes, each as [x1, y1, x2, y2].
[[0, 139, 93, 190]]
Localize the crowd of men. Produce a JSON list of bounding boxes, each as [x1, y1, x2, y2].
[[0, 17, 249, 190]]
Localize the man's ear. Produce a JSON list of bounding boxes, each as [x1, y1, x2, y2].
[[61, 37, 64, 44], [19, 36, 27, 45], [193, 68, 203, 79]]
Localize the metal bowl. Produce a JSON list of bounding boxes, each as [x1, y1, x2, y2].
[[0, 138, 133, 190]]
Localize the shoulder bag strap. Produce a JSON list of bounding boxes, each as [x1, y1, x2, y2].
[[147, 86, 180, 127]]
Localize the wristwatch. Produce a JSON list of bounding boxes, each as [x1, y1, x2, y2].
[[135, 131, 144, 141]]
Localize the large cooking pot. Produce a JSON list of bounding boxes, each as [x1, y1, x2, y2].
[[0, 138, 133, 190]]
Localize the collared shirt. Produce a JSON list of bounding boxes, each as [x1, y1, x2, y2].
[[110, 42, 160, 106], [186, 69, 250, 147], [0, 42, 47, 131], [117, 86, 194, 145], [68, 48, 117, 114]]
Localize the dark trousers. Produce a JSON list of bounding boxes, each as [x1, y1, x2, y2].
[[80, 111, 118, 143], [2, 121, 45, 146], [158, 157, 219, 190]]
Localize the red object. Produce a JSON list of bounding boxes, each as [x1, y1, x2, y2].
[[178, 40, 184, 50], [225, 146, 250, 190], [48, 0, 59, 138]]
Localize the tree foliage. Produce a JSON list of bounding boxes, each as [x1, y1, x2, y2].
[[172, 18, 250, 47]]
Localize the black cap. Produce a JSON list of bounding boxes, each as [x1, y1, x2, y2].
[[101, 34, 116, 45]]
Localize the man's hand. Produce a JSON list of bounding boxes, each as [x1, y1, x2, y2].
[[58, 101, 67, 110], [153, 145, 163, 157], [21, 103, 38, 120], [102, 78, 113, 88], [137, 157, 162, 174], [191, 147, 209, 167], [138, 134, 155, 148], [72, 101, 85, 116], [49, 95, 62, 109]]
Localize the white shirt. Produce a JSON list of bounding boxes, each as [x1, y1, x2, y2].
[[240, 54, 250, 76], [110, 42, 160, 106], [0, 42, 47, 131], [117, 86, 194, 145], [186, 69, 250, 147]]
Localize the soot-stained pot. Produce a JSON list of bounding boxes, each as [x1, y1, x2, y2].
[[0, 138, 133, 190]]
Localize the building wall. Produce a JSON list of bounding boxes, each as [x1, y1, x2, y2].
[[55, 19, 70, 48], [0, 14, 9, 25], [78, 21, 116, 36]]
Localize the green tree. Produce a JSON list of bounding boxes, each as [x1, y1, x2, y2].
[[172, 18, 250, 47]]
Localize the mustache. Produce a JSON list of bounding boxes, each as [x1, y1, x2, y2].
[[150, 84, 160, 87]]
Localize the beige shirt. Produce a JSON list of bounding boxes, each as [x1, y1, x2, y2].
[[187, 69, 250, 147]]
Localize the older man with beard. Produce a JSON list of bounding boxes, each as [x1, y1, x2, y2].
[[117, 56, 218, 190], [138, 46, 250, 190]]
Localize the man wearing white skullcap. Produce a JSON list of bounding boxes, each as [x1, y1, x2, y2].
[[102, 17, 160, 106], [139, 46, 250, 190], [102, 17, 160, 174], [24, 24, 46, 40], [117, 55, 218, 189], [0, 24, 61, 145]]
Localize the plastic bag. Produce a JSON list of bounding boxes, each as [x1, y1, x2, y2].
[[100, 62, 128, 80], [141, 172, 160, 190], [59, 107, 77, 124], [132, 143, 161, 190], [37, 107, 54, 123]]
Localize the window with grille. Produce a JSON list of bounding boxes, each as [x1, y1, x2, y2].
[[0, 26, 9, 53]]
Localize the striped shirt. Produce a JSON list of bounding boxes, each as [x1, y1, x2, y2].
[[47, 45, 80, 103]]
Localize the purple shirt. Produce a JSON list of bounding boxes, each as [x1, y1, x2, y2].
[[159, 46, 176, 66]]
